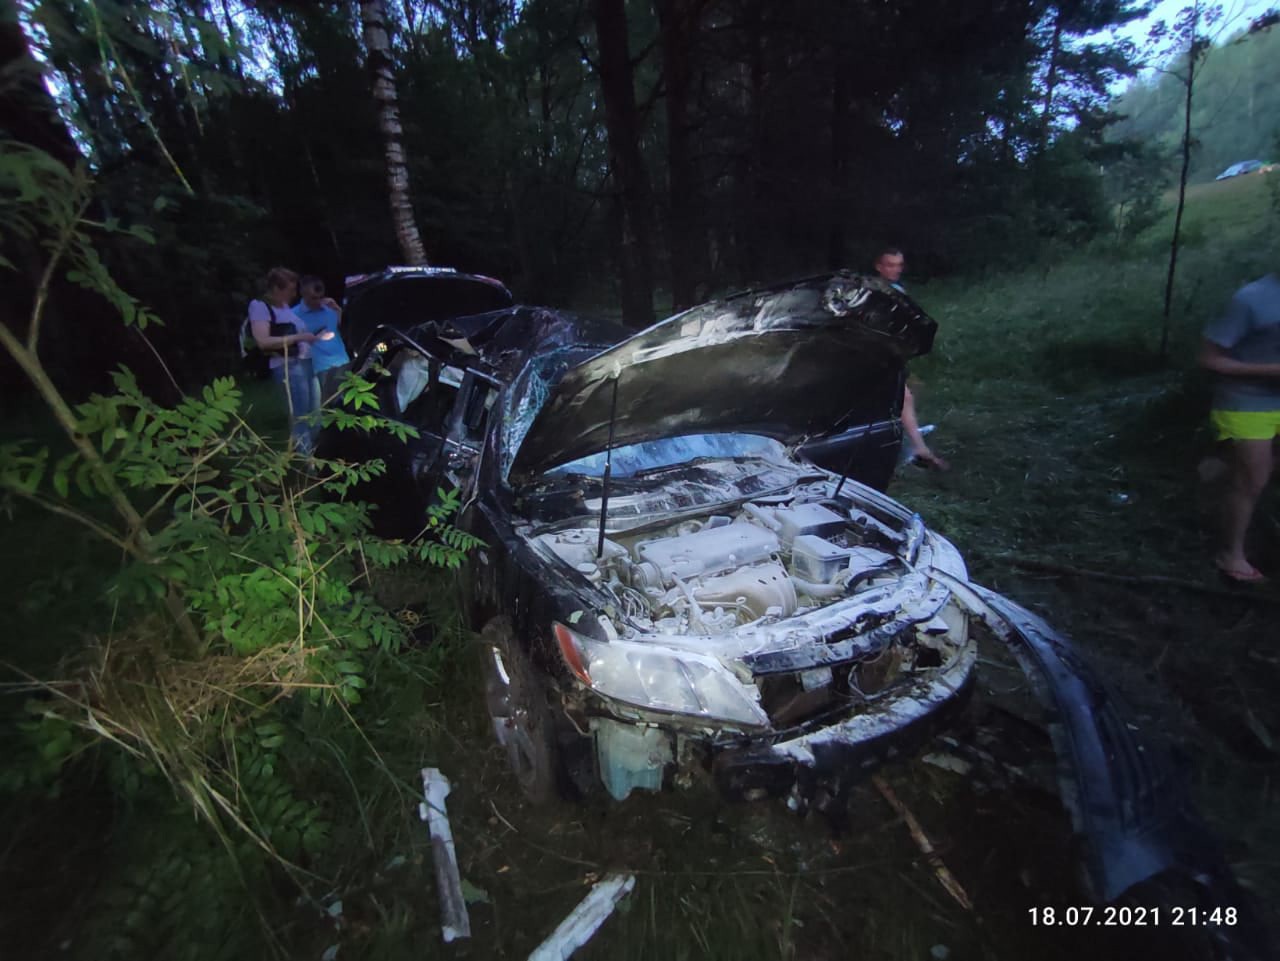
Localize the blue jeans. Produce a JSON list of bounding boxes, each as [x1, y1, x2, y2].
[[313, 362, 351, 409], [272, 356, 317, 455]]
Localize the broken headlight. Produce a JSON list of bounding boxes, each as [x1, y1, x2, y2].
[[553, 623, 770, 729]]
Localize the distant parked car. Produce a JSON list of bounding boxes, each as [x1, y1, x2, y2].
[[1214, 160, 1264, 180]]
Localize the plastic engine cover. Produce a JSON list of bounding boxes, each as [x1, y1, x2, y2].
[[771, 504, 845, 546], [791, 534, 852, 583]]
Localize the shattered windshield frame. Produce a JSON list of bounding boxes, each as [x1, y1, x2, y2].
[[499, 345, 603, 482]]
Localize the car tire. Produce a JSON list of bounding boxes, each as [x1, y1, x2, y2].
[[478, 618, 564, 805]]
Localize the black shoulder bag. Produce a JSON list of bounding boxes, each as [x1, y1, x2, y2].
[[255, 302, 297, 355]]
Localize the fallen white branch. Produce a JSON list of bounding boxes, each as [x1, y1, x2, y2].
[[419, 767, 471, 942], [527, 873, 636, 961]]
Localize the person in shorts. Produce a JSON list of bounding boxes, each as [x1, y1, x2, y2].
[[1199, 272, 1280, 582]]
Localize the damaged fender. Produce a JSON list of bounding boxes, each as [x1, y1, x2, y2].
[[936, 573, 1271, 958]]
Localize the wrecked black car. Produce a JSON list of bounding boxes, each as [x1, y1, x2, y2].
[[318, 271, 1268, 939]]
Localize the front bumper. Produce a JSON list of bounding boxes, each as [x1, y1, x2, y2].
[[711, 641, 978, 802]]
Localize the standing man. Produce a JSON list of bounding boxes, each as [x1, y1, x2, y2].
[[1199, 271, 1280, 583], [294, 276, 351, 405], [873, 247, 950, 471]]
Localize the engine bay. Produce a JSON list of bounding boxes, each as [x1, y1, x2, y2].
[[534, 500, 909, 636]]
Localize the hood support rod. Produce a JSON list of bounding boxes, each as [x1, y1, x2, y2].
[[836, 382, 905, 497], [833, 428, 861, 497], [596, 374, 620, 559]]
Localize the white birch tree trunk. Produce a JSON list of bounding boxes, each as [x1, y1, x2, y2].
[[359, 0, 428, 265]]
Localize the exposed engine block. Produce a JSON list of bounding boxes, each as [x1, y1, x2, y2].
[[535, 500, 899, 636]]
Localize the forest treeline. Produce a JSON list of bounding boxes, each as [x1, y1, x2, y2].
[[1111, 17, 1280, 184], [0, 0, 1274, 397]]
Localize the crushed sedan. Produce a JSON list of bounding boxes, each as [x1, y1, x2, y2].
[[318, 270, 1268, 933]]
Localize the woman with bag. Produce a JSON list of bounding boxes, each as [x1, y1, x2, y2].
[[248, 266, 330, 454]]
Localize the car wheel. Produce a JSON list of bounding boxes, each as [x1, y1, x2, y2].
[[478, 619, 563, 804]]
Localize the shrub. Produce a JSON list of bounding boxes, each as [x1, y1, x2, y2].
[[0, 139, 481, 948]]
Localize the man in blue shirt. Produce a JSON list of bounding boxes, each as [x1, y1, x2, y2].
[[1199, 272, 1280, 582], [294, 275, 351, 406]]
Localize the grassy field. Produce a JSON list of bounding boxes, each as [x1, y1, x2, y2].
[[896, 168, 1280, 927], [3, 173, 1279, 960]]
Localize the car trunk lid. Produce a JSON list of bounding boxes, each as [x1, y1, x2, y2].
[[342, 267, 514, 352]]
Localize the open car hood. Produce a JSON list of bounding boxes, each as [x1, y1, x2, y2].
[[508, 273, 937, 482]]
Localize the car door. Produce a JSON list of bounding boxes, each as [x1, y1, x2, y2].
[[797, 418, 904, 492], [319, 342, 456, 538], [422, 366, 501, 509], [796, 366, 907, 492]]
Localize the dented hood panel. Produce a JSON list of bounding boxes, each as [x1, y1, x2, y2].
[[508, 274, 936, 482]]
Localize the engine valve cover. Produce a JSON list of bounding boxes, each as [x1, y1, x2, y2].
[[635, 523, 780, 585]]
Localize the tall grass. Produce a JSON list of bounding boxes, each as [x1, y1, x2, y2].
[[916, 172, 1278, 393], [896, 172, 1279, 569], [891, 172, 1280, 936]]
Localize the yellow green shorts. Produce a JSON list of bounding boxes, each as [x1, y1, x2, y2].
[[1211, 409, 1280, 441]]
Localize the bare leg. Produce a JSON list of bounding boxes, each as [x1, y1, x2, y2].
[[1217, 438, 1273, 576], [902, 385, 949, 470]]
